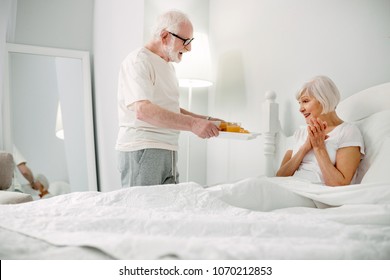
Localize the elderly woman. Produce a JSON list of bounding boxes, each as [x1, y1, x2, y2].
[[210, 76, 365, 212], [276, 75, 365, 186]]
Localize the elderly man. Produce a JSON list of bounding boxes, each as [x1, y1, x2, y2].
[[116, 10, 221, 187]]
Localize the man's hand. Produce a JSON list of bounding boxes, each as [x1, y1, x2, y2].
[[34, 181, 50, 198], [191, 118, 220, 139]]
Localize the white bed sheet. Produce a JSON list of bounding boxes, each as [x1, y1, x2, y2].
[[0, 178, 389, 260], [0, 227, 112, 259]]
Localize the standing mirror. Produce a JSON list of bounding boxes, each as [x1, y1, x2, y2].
[[3, 43, 97, 192]]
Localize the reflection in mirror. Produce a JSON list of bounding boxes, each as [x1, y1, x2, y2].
[[4, 43, 97, 192]]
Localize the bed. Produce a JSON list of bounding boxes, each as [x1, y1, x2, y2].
[[1, 82, 390, 260]]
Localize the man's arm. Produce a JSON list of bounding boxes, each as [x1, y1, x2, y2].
[[135, 100, 220, 138], [17, 163, 39, 190], [180, 108, 223, 122]]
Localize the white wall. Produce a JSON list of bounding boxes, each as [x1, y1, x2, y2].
[[207, 0, 390, 185], [13, 0, 93, 50], [93, 0, 144, 191]]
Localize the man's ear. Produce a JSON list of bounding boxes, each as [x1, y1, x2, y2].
[[160, 30, 169, 44]]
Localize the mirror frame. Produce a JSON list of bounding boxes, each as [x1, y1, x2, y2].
[[3, 43, 98, 192]]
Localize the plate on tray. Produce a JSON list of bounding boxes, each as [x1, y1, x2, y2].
[[217, 131, 261, 140]]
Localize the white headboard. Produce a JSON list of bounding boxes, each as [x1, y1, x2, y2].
[[260, 91, 279, 176]]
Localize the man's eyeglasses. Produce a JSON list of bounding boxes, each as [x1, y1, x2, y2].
[[168, 32, 194, 46]]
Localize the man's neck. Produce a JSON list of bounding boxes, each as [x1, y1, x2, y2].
[[145, 41, 169, 62]]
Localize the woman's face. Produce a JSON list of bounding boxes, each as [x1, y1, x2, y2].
[[298, 91, 323, 124]]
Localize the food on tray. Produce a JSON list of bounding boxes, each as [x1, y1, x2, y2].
[[219, 122, 249, 134]]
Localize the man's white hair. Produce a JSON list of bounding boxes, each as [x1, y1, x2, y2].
[[151, 10, 191, 39]]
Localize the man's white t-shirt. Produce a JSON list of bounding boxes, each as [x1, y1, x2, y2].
[[11, 146, 36, 196], [12, 145, 27, 188], [290, 122, 365, 184], [116, 47, 180, 152]]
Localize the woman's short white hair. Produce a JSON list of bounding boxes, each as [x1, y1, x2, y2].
[[151, 10, 191, 39], [35, 174, 49, 191], [296, 75, 341, 114]]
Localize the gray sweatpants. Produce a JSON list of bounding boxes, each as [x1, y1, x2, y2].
[[117, 149, 179, 188]]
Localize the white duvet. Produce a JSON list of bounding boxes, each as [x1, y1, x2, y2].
[[0, 177, 389, 259]]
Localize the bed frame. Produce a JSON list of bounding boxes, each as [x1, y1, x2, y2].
[[260, 90, 279, 176]]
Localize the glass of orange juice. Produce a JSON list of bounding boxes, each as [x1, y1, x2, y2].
[[219, 122, 227, 131], [226, 122, 241, 132]]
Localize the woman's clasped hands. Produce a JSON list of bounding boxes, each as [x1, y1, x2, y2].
[[307, 117, 328, 149]]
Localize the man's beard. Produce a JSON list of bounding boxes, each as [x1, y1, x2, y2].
[[166, 40, 181, 63]]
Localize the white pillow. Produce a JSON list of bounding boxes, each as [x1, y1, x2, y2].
[[361, 137, 390, 184], [337, 82, 390, 122], [354, 110, 390, 183]]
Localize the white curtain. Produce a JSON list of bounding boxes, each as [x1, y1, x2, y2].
[[0, 0, 17, 150]]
